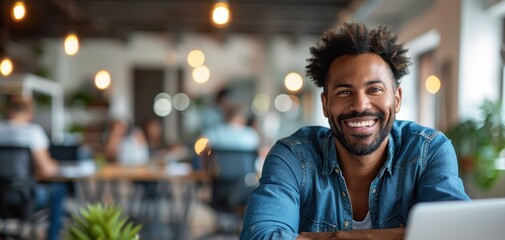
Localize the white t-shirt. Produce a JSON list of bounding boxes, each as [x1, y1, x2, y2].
[[116, 129, 150, 166], [0, 121, 49, 150], [353, 211, 372, 229]]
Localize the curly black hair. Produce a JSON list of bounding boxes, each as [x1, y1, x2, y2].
[[306, 22, 411, 90]]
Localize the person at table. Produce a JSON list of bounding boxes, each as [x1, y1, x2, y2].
[[142, 117, 188, 163], [240, 22, 470, 239], [0, 95, 67, 240], [203, 104, 260, 153], [102, 118, 149, 166]]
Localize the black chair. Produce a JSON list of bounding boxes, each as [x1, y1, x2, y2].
[[0, 146, 38, 239], [202, 148, 258, 238]]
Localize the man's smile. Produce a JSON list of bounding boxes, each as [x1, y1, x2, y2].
[[341, 117, 380, 135]]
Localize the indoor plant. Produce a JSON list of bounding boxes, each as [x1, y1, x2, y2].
[[446, 99, 505, 190], [63, 203, 142, 240]]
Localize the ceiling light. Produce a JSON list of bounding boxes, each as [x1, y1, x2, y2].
[[0, 57, 14, 76], [211, 2, 231, 28], [64, 33, 79, 56], [11, 0, 26, 22]]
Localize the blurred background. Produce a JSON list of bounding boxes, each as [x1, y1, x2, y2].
[[1, 0, 505, 238]]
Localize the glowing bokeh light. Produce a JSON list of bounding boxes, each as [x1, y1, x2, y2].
[[284, 72, 304, 92], [252, 93, 271, 115], [0, 58, 14, 76], [192, 65, 210, 83], [425, 75, 441, 94], [274, 94, 292, 112], [194, 137, 209, 155], [153, 93, 172, 117], [12, 1, 26, 21], [64, 33, 79, 56], [187, 49, 205, 67], [211, 2, 230, 27], [94, 70, 111, 90], [173, 93, 191, 111]]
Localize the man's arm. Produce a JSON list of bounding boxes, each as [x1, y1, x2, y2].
[[32, 149, 59, 177], [416, 135, 470, 201], [240, 142, 303, 240]]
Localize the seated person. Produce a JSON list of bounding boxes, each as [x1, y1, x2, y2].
[[0, 95, 67, 240], [203, 105, 260, 152], [240, 23, 470, 239], [142, 117, 188, 163], [102, 119, 149, 166]]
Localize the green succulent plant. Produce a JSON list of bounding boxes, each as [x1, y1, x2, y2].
[[63, 203, 142, 240]]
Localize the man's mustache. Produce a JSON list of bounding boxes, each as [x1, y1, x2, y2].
[[337, 111, 385, 122]]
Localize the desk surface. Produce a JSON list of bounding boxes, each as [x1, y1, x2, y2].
[[299, 228, 405, 240], [38, 163, 210, 182]]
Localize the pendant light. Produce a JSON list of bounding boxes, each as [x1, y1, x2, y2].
[[64, 32, 79, 56], [11, 0, 27, 22], [211, 1, 231, 28]]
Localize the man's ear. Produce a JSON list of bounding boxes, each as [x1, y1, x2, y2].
[[321, 92, 328, 118], [395, 86, 402, 113]]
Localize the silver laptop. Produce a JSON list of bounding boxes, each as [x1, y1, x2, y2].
[[406, 198, 505, 240]]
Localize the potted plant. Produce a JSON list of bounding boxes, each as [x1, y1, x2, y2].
[[446, 99, 505, 190], [63, 203, 142, 240]]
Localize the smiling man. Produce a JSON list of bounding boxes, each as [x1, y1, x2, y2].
[[240, 23, 470, 240]]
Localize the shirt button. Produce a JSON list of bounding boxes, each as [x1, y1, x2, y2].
[[344, 221, 349, 228], [341, 191, 346, 197], [334, 169, 340, 174], [372, 188, 377, 193]]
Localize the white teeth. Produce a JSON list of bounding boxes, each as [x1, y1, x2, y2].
[[347, 120, 375, 128]]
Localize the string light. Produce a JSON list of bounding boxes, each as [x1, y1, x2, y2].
[[11, 0, 26, 22], [64, 33, 79, 56]]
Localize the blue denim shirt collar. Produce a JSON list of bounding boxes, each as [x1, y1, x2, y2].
[[320, 131, 395, 177]]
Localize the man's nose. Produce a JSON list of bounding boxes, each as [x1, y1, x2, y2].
[[350, 92, 371, 112]]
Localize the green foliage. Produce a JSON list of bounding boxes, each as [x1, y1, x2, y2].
[[446, 99, 504, 190], [63, 203, 142, 240]]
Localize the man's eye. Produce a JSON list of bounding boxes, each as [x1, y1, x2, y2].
[[369, 87, 383, 93], [337, 90, 350, 96]]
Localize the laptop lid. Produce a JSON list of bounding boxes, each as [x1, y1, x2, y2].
[[406, 198, 505, 240]]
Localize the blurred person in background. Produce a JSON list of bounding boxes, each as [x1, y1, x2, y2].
[[142, 117, 188, 163], [200, 87, 231, 132], [102, 118, 149, 166], [241, 23, 470, 239], [0, 95, 67, 240], [203, 104, 260, 153]]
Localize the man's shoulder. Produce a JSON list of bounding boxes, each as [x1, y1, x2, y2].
[[277, 125, 331, 149], [393, 120, 446, 142]]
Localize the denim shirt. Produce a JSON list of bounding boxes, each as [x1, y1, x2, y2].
[[241, 120, 470, 240]]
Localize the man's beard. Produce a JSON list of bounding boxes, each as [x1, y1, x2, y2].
[[329, 110, 394, 156]]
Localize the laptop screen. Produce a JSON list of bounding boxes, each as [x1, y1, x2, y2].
[[406, 198, 505, 240]]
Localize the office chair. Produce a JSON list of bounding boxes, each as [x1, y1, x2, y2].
[[0, 146, 38, 239], [199, 148, 258, 238]]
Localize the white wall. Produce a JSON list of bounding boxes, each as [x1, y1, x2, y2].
[[459, 0, 503, 120], [396, 0, 505, 198]]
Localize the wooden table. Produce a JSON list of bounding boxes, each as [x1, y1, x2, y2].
[[38, 163, 210, 182], [38, 163, 210, 239], [299, 228, 406, 240]]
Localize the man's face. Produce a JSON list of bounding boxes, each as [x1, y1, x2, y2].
[[321, 53, 402, 156]]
